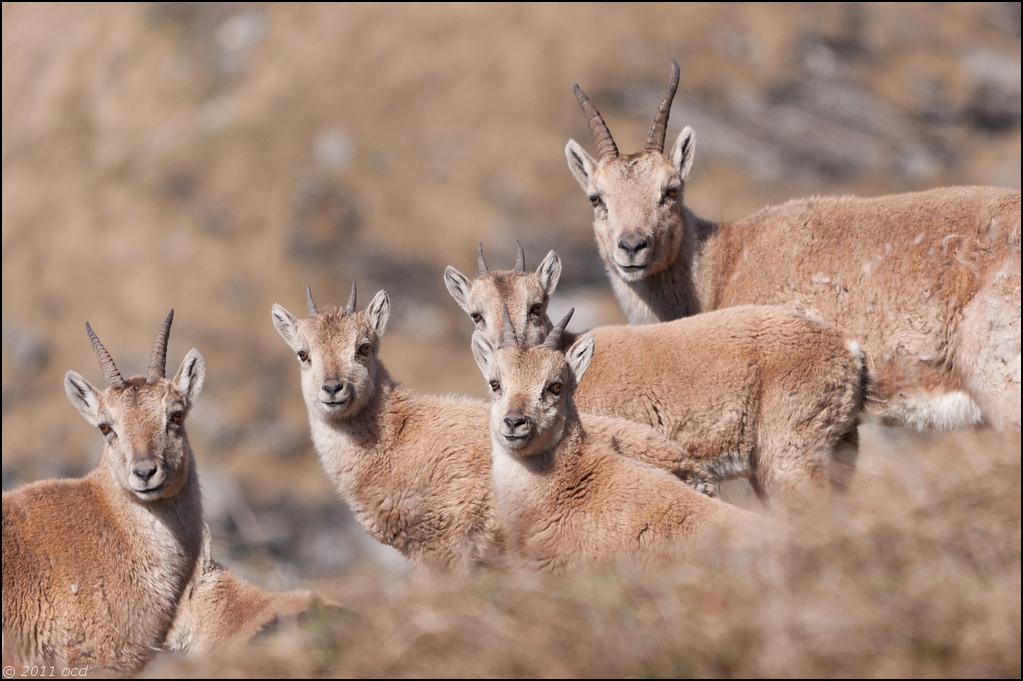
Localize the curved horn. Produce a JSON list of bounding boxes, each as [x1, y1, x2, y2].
[[344, 281, 358, 316], [477, 243, 489, 276], [543, 308, 574, 351], [514, 241, 526, 272], [644, 59, 680, 154], [147, 309, 174, 381], [573, 83, 618, 160], [501, 304, 519, 348], [306, 286, 318, 316], [86, 322, 124, 387]]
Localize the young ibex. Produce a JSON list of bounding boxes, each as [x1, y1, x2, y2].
[[2, 311, 206, 675], [272, 284, 506, 572], [471, 310, 773, 574], [565, 60, 1021, 433], [271, 285, 723, 572], [162, 523, 323, 656], [446, 244, 866, 508]]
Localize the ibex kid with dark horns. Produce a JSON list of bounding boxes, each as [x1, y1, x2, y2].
[[566, 60, 1021, 433], [472, 307, 774, 574], [2, 311, 206, 675], [447, 243, 867, 510], [271, 283, 724, 572]]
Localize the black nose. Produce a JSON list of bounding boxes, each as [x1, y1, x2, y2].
[[133, 461, 158, 483], [618, 237, 649, 257], [504, 413, 527, 430], [322, 379, 345, 396]]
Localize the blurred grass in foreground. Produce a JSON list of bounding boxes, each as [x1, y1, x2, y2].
[[145, 426, 1021, 678]]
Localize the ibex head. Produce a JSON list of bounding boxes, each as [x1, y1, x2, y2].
[[472, 307, 594, 458], [445, 242, 562, 348], [271, 282, 390, 422], [565, 60, 696, 282], [64, 310, 206, 501]]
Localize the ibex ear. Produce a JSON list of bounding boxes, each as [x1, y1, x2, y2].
[[64, 371, 104, 427], [537, 251, 562, 297], [670, 126, 696, 182], [470, 331, 496, 378], [271, 304, 301, 351], [174, 349, 206, 404], [443, 266, 473, 314], [367, 290, 390, 336], [565, 139, 597, 191], [566, 334, 595, 386]]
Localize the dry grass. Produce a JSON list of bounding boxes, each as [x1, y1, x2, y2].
[[143, 426, 1021, 678]]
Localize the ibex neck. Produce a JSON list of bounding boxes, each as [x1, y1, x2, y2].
[[97, 459, 204, 607], [305, 367, 416, 526]]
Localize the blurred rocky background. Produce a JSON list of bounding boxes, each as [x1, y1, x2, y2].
[[3, 2, 1020, 592]]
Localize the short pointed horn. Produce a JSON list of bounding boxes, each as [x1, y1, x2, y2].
[[344, 281, 358, 315], [514, 241, 525, 272], [501, 304, 519, 348], [306, 286, 318, 316], [477, 243, 489, 276], [86, 322, 124, 387], [573, 83, 618, 160], [543, 308, 574, 350], [147, 309, 174, 381], [644, 59, 680, 154]]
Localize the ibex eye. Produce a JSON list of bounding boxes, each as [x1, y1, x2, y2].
[[297, 350, 310, 363], [98, 423, 112, 436], [170, 411, 185, 424], [358, 343, 372, 356], [489, 380, 501, 393], [589, 195, 602, 208], [549, 382, 563, 396], [470, 313, 483, 324], [529, 303, 543, 316]]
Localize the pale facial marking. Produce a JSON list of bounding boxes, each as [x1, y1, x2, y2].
[[291, 309, 380, 421]]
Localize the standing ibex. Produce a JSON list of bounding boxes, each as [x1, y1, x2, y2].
[[271, 284, 727, 572], [471, 310, 773, 574], [446, 244, 866, 509], [272, 284, 506, 572], [2, 311, 206, 675], [565, 60, 1021, 432]]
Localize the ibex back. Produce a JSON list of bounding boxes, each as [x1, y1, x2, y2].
[[565, 60, 1021, 433]]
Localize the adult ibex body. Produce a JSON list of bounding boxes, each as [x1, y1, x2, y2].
[[471, 310, 772, 574], [446, 244, 866, 509], [565, 60, 1021, 432], [271, 285, 723, 572], [2, 312, 206, 675]]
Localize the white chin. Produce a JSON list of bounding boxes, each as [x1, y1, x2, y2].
[[132, 486, 164, 501], [320, 401, 351, 416], [501, 434, 530, 450], [615, 264, 650, 282]]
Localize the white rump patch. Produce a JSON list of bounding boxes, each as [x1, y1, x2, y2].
[[895, 391, 984, 430]]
